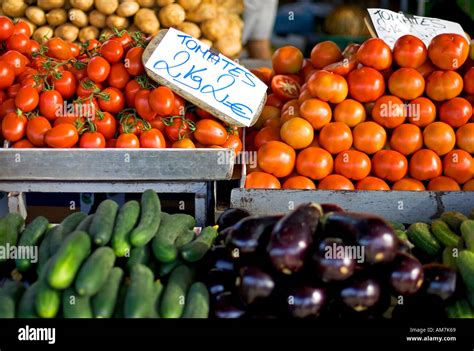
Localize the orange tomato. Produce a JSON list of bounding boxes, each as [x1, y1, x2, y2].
[[318, 174, 354, 190], [463, 179, 474, 191], [281, 99, 300, 116], [423, 122, 456, 156], [409, 149, 442, 180], [251, 67, 274, 86], [262, 116, 281, 129], [353, 121, 387, 154], [372, 150, 408, 182], [392, 178, 426, 191], [427, 176, 461, 191], [393, 35, 427, 68], [390, 124, 423, 155], [296, 147, 333, 180], [257, 140, 296, 177], [299, 98, 332, 130], [371, 96, 407, 129], [245, 172, 281, 189], [282, 176, 316, 189], [221, 135, 243, 154], [443, 149, 473, 184], [307, 70, 348, 104], [439, 97, 472, 128], [425, 71, 463, 101], [333, 99, 366, 127], [272, 46, 304, 74], [416, 60, 436, 78], [298, 87, 312, 103], [355, 177, 390, 191], [456, 123, 474, 153], [255, 106, 281, 129], [280, 117, 314, 149], [323, 57, 357, 77], [334, 150, 371, 180], [407, 97, 436, 127], [254, 126, 281, 149], [172, 138, 195, 148], [464, 67, 474, 95], [319, 122, 353, 154], [347, 67, 385, 103], [388, 68, 425, 100], [310, 41, 342, 69], [428, 33, 469, 70], [356, 38, 392, 70]]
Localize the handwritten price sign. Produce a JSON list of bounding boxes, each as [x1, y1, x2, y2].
[[367, 8, 469, 49], [143, 28, 267, 127]]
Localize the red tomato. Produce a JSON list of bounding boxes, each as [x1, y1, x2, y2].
[[1, 50, 30, 76], [139, 128, 166, 148], [221, 134, 243, 154], [172, 138, 195, 148], [76, 78, 101, 98], [428, 33, 469, 70], [266, 94, 284, 108], [149, 116, 166, 133], [310, 41, 342, 69], [165, 117, 193, 142], [371, 150, 408, 182], [272, 46, 304, 74], [124, 47, 144, 76], [0, 16, 14, 41], [439, 97, 472, 128], [100, 40, 124, 63], [7, 84, 20, 98], [87, 56, 110, 83], [271, 75, 301, 101], [425, 70, 463, 101], [52, 71, 77, 99], [149, 87, 175, 116], [116, 133, 140, 148], [194, 119, 227, 145], [113, 32, 133, 51], [98, 87, 124, 114], [94, 111, 117, 139], [307, 70, 348, 104], [388, 68, 425, 100], [11, 139, 34, 148], [172, 95, 186, 116], [106, 138, 117, 148], [125, 79, 142, 108], [25, 40, 40, 59], [79, 131, 106, 148], [15, 87, 39, 112], [107, 63, 130, 89], [44, 124, 78, 148], [0, 99, 16, 120], [464, 67, 474, 95], [26, 117, 52, 146], [135, 90, 157, 121], [46, 38, 73, 60], [356, 38, 392, 70], [6, 33, 29, 54], [347, 67, 385, 103], [393, 35, 427, 68], [2, 111, 27, 142], [0, 61, 15, 89], [13, 20, 31, 37], [323, 57, 357, 77], [69, 42, 80, 57]]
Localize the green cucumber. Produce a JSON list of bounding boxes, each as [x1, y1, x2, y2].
[[407, 223, 441, 257], [15, 216, 49, 272], [456, 250, 474, 293], [130, 190, 161, 247], [17, 282, 39, 318], [468, 291, 474, 308], [112, 200, 140, 257], [126, 245, 150, 271], [441, 211, 468, 233], [92, 267, 124, 318], [113, 282, 128, 318], [461, 220, 474, 252], [124, 264, 155, 318], [446, 299, 474, 318], [75, 247, 116, 296], [182, 282, 209, 318], [149, 280, 164, 318], [181, 226, 218, 262], [175, 229, 195, 248], [49, 212, 88, 255], [90, 199, 119, 246], [2, 280, 25, 302], [36, 259, 61, 319], [159, 259, 183, 277], [160, 265, 194, 318], [37, 227, 55, 274], [47, 231, 91, 289], [152, 213, 195, 263], [76, 214, 94, 232], [431, 219, 461, 247], [389, 221, 405, 231], [62, 287, 93, 318], [442, 247, 458, 270], [0, 292, 15, 318], [0, 213, 25, 262]]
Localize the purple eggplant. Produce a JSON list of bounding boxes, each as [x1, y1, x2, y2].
[[313, 238, 356, 282], [206, 269, 237, 297], [213, 292, 246, 319], [267, 203, 323, 274], [288, 286, 326, 318], [207, 245, 235, 272], [217, 208, 250, 231], [422, 263, 457, 300], [322, 212, 398, 263], [237, 266, 275, 305], [321, 203, 344, 214], [227, 215, 282, 254], [389, 253, 424, 296], [340, 277, 381, 312]]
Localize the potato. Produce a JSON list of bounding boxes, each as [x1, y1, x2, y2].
[[200, 38, 212, 48], [116, 1, 139, 17], [185, 2, 216, 22], [156, 0, 174, 6], [217, 0, 243, 14], [68, 9, 88, 27], [88, 10, 106, 28], [106, 15, 129, 30], [177, 0, 200, 10], [54, 23, 79, 42], [134, 8, 159, 34], [25, 6, 46, 26], [33, 25, 53, 43], [2, 0, 27, 17], [176, 21, 200, 38], [214, 35, 241, 58], [158, 4, 185, 27], [201, 17, 228, 41], [46, 8, 67, 26], [69, 0, 93, 11], [137, 0, 154, 7], [37, 0, 64, 10], [94, 0, 118, 15], [78, 25, 98, 42]]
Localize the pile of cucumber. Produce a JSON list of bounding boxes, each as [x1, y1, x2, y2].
[[401, 210, 474, 318], [0, 189, 218, 319]]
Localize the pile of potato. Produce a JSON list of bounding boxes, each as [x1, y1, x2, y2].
[[0, 0, 244, 57]]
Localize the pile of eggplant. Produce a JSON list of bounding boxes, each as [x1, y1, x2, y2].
[[206, 203, 458, 319]]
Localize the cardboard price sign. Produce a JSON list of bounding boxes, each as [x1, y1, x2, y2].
[[366, 8, 469, 49], [143, 28, 267, 127]]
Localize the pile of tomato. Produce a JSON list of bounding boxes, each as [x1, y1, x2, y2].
[[0, 16, 242, 151], [247, 33, 474, 191]]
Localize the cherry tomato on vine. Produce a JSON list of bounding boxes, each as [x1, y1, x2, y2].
[[149, 116, 165, 132], [94, 111, 117, 139], [7, 84, 20, 99], [135, 90, 156, 121], [149, 87, 175, 116], [79, 131, 106, 148], [76, 78, 102, 98], [0, 16, 14, 41], [221, 134, 243, 154], [101, 40, 124, 63], [165, 117, 193, 142], [1, 50, 30, 76], [125, 79, 142, 108], [116, 133, 140, 148], [98, 87, 124, 114], [125, 47, 144, 76], [11, 139, 34, 148], [45, 124, 79, 148], [39, 90, 63, 121], [6, 33, 30, 54], [0, 61, 16, 89], [140, 128, 166, 148], [194, 119, 228, 146], [87, 56, 111, 83], [113, 32, 133, 51], [13, 20, 31, 37], [172, 138, 195, 148], [52, 71, 77, 99], [15, 87, 39, 112], [172, 94, 186, 116], [46, 38, 73, 60], [26, 116, 51, 146], [108, 63, 130, 89], [2, 111, 27, 142], [0, 99, 16, 119]]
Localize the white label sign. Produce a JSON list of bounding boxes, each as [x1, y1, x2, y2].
[[367, 8, 469, 49], [144, 28, 267, 127]]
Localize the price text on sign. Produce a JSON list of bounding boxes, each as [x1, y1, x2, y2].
[[367, 8, 469, 49], [144, 28, 267, 127]]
